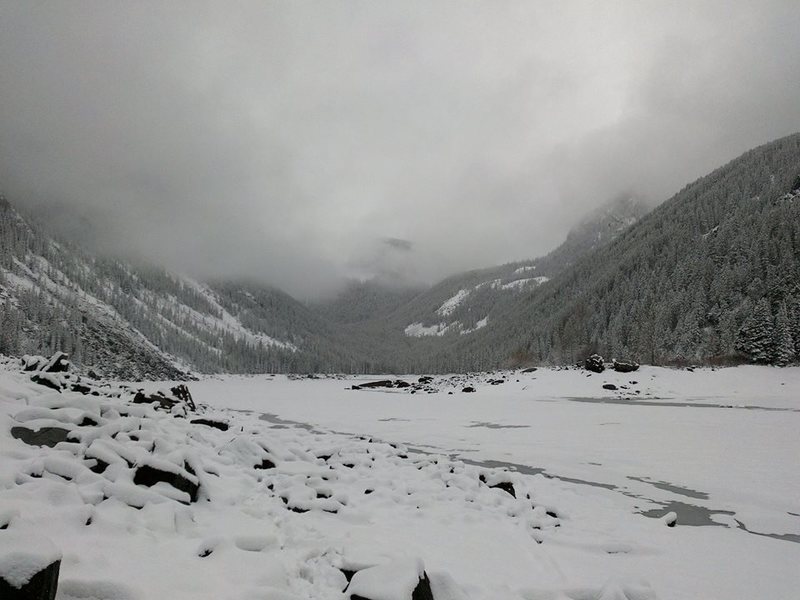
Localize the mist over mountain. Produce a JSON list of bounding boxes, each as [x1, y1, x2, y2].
[[1, 1, 799, 298]]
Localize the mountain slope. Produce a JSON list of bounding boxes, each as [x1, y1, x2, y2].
[[453, 133, 800, 368], [0, 198, 359, 377], [320, 195, 648, 372]]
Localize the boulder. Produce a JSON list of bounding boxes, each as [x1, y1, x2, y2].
[[584, 354, 605, 373], [42, 352, 70, 373], [21, 355, 46, 372], [353, 380, 410, 390], [462, 386, 475, 393], [347, 559, 434, 600], [190, 418, 229, 432], [480, 474, 515, 498], [30, 374, 63, 392], [602, 383, 618, 391], [612, 359, 639, 373], [133, 463, 199, 503], [0, 533, 62, 600], [520, 367, 537, 373], [132, 385, 195, 412]]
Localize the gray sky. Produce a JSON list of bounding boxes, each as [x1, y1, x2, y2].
[[1, 1, 798, 298]]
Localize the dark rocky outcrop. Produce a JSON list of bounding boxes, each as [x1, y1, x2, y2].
[[132, 385, 195, 412], [190, 418, 229, 431], [352, 380, 410, 390], [0, 560, 61, 600], [133, 464, 199, 503], [462, 386, 475, 393], [480, 474, 516, 498], [612, 360, 639, 373], [255, 458, 276, 470], [21, 352, 70, 374], [584, 354, 605, 373], [350, 571, 434, 600], [602, 383, 618, 391], [11, 427, 71, 448], [170, 385, 196, 411], [30, 375, 63, 392]]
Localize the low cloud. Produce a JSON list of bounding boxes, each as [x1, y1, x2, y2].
[[0, 1, 798, 298]]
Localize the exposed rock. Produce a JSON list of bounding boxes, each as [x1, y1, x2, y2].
[[418, 376, 433, 384], [69, 382, 93, 395], [132, 385, 195, 413], [30, 374, 63, 392], [190, 418, 229, 432], [347, 560, 434, 600], [170, 384, 196, 411], [612, 359, 639, 373], [10, 427, 71, 448], [133, 464, 199, 503], [42, 352, 70, 373], [0, 560, 60, 600], [462, 386, 475, 393], [480, 474, 516, 498], [602, 383, 618, 391], [584, 354, 606, 373], [521, 367, 538, 373], [353, 379, 412, 390], [0, 533, 61, 600], [255, 458, 276, 470]]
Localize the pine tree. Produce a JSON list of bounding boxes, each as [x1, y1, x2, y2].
[[790, 298, 800, 358], [772, 302, 794, 366], [735, 297, 774, 363]]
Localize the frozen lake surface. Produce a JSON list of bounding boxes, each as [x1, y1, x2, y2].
[[191, 366, 800, 598]]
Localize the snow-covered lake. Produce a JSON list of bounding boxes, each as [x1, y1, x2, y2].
[[190, 366, 800, 599], [1, 365, 798, 599]]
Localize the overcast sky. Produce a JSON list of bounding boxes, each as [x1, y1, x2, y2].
[[1, 1, 798, 298]]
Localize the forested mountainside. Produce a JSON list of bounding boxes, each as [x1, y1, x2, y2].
[[2, 134, 798, 376], [320, 195, 647, 372], [451, 132, 800, 369], [0, 198, 361, 377], [311, 280, 425, 325]]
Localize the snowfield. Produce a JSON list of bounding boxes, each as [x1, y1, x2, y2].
[[1, 364, 798, 599]]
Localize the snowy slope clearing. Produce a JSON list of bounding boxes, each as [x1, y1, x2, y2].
[[1, 364, 798, 599]]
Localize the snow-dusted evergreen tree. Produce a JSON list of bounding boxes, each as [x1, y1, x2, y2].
[[736, 298, 774, 363], [772, 301, 794, 366]]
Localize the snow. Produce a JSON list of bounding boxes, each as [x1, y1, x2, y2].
[[1, 363, 799, 599], [404, 322, 453, 337], [0, 531, 61, 588], [499, 276, 549, 290], [436, 289, 470, 317], [347, 559, 425, 600], [460, 317, 488, 335], [513, 265, 537, 274]]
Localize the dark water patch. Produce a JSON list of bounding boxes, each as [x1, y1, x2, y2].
[[566, 397, 800, 413], [638, 501, 733, 527], [258, 413, 323, 433], [458, 457, 618, 490], [467, 421, 530, 429], [628, 476, 709, 500], [735, 520, 800, 543]]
